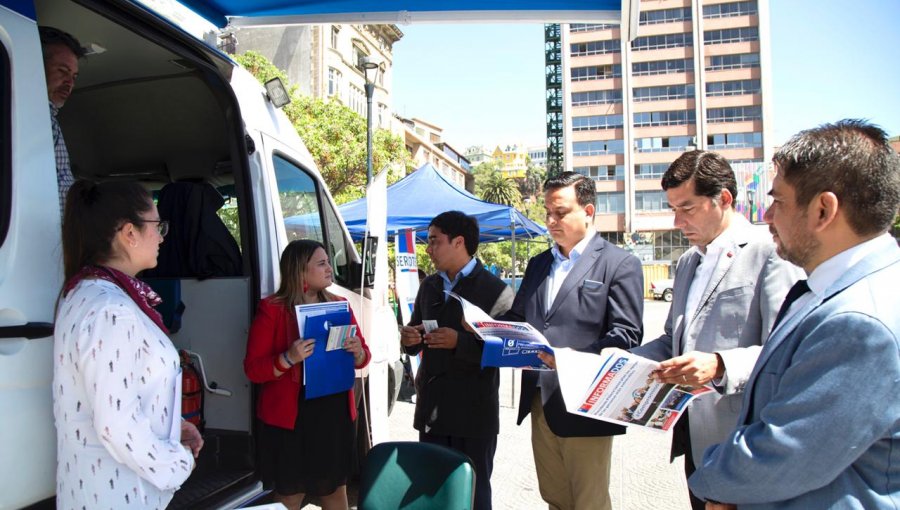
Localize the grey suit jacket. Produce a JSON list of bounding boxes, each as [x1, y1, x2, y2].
[[689, 238, 900, 509], [632, 217, 801, 460]]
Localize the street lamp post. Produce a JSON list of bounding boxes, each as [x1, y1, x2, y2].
[[360, 57, 380, 185]]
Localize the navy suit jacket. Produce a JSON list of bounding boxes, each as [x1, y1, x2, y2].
[[503, 234, 644, 437]]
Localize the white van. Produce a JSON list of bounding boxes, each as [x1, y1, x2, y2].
[[0, 0, 402, 507]]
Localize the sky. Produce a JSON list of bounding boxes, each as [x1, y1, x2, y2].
[[390, 0, 900, 150]]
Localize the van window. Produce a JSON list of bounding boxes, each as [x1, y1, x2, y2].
[[0, 42, 10, 247], [273, 154, 352, 285]]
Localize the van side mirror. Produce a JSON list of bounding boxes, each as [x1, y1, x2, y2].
[[362, 235, 378, 287]]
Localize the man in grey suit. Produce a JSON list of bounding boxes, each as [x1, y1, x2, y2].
[[631, 151, 801, 509], [502, 172, 644, 510], [689, 119, 900, 509]]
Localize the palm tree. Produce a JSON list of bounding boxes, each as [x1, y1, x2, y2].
[[478, 168, 521, 206]]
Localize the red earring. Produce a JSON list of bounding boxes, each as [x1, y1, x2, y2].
[[303, 282, 309, 293]]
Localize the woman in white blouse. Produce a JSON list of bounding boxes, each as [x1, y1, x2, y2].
[[53, 181, 203, 509]]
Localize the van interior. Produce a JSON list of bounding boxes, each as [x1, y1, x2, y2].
[[36, 0, 258, 506]]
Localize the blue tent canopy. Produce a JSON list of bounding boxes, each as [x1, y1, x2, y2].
[[335, 163, 546, 243]]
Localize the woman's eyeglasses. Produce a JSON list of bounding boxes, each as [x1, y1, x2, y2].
[[140, 220, 169, 237]]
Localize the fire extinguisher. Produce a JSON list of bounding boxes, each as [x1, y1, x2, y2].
[[180, 350, 204, 430]]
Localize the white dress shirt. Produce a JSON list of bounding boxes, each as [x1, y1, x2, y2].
[[546, 230, 595, 312], [773, 233, 895, 333], [682, 216, 748, 348]]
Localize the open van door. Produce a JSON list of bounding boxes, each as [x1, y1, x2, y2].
[[0, 4, 64, 506]]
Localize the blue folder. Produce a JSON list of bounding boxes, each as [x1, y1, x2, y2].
[[303, 310, 356, 399], [481, 337, 554, 370]]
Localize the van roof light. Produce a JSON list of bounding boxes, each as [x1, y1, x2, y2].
[[264, 78, 290, 108]]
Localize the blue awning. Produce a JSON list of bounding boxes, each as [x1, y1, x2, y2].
[[177, 0, 632, 30], [286, 163, 547, 243]]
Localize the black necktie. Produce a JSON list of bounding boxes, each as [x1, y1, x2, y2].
[[772, 279, 810, 329]]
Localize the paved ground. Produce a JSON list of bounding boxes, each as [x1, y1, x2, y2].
[[305, 299, 691, 509]]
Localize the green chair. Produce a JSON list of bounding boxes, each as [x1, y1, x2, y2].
[[358, 441, 476, 510]]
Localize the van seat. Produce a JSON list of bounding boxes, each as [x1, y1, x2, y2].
[[144, 181, 242, 279]]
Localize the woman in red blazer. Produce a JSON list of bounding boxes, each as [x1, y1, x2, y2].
[[244, 240, 370, 510]]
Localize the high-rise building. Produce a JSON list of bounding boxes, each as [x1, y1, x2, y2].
[[552, 0, 772, 262]]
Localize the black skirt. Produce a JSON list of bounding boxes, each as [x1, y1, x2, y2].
[[258, 386, 354, 497]]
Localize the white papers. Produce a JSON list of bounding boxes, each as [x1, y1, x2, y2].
[[326, 324, 358, 351], [556, 348, 713, 432], [294, 301, 349, 337], [422, 320, 439, 333]]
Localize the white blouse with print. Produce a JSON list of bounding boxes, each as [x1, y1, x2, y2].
[[53, 279, 193, 509]]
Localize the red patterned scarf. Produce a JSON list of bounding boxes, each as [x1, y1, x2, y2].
[[63, 265, 169, 334]]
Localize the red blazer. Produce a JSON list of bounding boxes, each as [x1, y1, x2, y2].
[[244, 296, 370, 430]]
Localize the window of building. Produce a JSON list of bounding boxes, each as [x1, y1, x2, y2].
[[706, 79, 761, 97], [570, 39, 621, 56], [704, 27, 759, 45], [575, 165, 624, 181], [635, 135, 695, 153], [570, 23, 618, 32], [633, 84, 695, 102], [327, 67, 342, 98], [632, 58, 692, 76], [632, 33, 693, 51], [348, 85, 365, 116], [633, 109, 696, 127], [703, 1, 758, 19], [706, 53, 760, 71], [571, 64, 622, 81], [377, 103, 387, 128], [572, 114, 624, 131], [596, 192, 626, 213], [635, 190, 670, 211], [572, 140, 626, 156], [707, 132, 763, 149], [654, 229, 691, 261], [351, 43, 368, 68], [635, 163, 670, 179], [639, 6, 691, 25], [572, 89, 623, 106], [707, 106, 762, 123], [330, 26, 339, 49]]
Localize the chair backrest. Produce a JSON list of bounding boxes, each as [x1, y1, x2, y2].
[[144, 181, 242, 279], [358, 441, 476, 510]]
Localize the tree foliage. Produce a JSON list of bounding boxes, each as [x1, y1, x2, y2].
[[472, 161, 521, 207], [234, 51, 412, 203]]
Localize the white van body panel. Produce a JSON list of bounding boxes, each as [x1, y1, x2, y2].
[[0, 7, 61, 506], [0, 1, 399, 506]]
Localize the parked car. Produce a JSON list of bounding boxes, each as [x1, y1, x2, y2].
[[650, 279, 675, 302]]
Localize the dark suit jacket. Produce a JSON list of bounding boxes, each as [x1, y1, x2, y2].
[[503, 234, 644, 437], [404, 259, 514, 437]]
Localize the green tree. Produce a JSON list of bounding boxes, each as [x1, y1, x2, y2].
[[472, 161, 521, 206], [234, 51, 412, 203]]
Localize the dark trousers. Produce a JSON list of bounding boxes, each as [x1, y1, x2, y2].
[[419, 431, 497, 510], [674, 412, 706, 510]]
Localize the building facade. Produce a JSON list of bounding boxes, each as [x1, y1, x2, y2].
[[555, 0, 772, 261], [227, 24, 402, 130], [394, 116, 472, 190], [528, 146, 548, 170], [492, 144, 529, 178]]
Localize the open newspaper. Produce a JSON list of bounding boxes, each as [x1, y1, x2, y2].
[[556, 348, 713, 432], [448, 291, 712, 431], [446, 291, 553, 370]]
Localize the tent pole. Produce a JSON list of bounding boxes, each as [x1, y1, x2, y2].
[[510, 222, 517, 409]]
